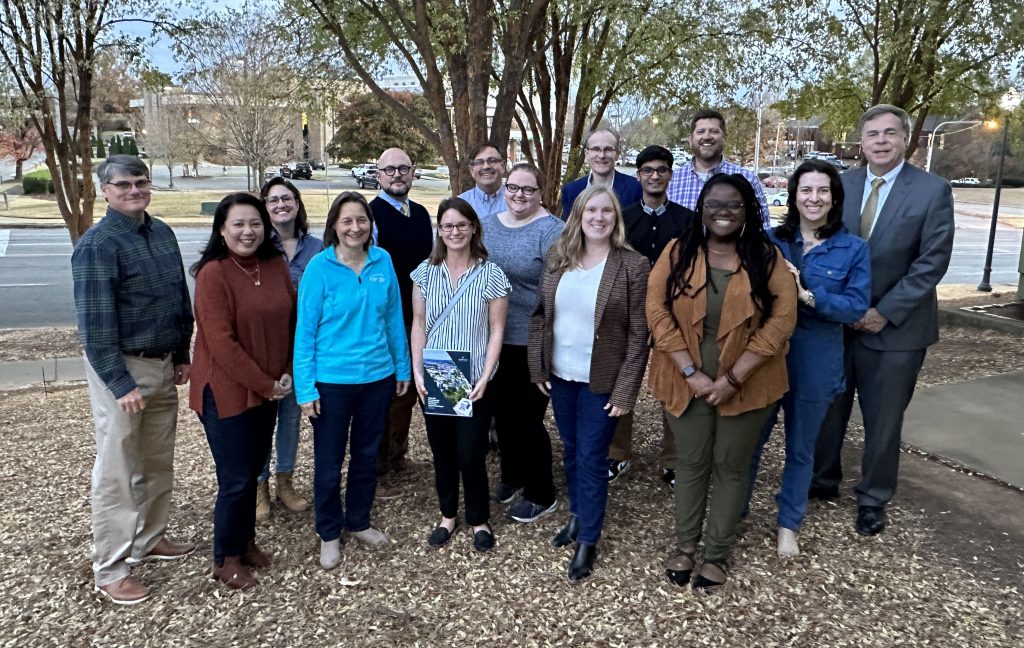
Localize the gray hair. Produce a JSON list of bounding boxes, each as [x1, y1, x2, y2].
[[585, 127, 621, 149], [857, 104, 912, 139], [96, 155, 149, 184]]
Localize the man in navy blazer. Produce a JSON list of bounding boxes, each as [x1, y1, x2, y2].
[[560, 128, 641, 219], [811, 104, 955, 536]]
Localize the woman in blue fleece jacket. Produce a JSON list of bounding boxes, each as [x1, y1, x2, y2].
[[294, 191, 411, 571]]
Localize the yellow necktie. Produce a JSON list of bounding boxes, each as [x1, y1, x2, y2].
[[400, 203, 409, 217], [860, 177, 886, 238]]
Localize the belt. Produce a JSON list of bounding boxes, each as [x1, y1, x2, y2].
[[129, 350, 172, 360]]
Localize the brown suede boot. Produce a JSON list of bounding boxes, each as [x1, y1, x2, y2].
[[242, 540, 272, 569], [212, 556, 258, 590], [256, 480, 271, 522], [275, 472, 310, 512]]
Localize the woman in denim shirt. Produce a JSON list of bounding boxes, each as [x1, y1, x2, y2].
[[747, 160, 871, 558]]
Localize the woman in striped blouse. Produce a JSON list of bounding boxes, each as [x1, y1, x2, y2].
[[411, 197, 511, 552]]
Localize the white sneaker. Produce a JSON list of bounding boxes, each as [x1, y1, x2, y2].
[[350, 527, 390, 548], [320, 538, 341, 570]]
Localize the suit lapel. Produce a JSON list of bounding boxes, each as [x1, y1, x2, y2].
[[841, 167, 867, 236], [594, 249, 621, 328], [868, 165, 914, 243]]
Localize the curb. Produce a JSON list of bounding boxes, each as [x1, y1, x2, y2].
[[939, 305, 1024, 336]]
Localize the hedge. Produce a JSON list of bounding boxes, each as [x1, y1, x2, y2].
[[22, 169, 52, 195]]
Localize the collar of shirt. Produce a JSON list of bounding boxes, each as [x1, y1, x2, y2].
[[472, 184, 503, 202], [106, 206, 152, 233], [377, 191, 409, 215], [862, 160, 904, 213], [641, 198, 668, 216]]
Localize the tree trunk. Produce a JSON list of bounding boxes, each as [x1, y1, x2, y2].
[[14, 160, 23, 181]]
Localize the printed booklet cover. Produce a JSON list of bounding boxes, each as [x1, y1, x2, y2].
[[422, 349, 474, 417]]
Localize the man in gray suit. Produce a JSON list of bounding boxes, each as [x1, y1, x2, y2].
[[811, 104, 954, 536]]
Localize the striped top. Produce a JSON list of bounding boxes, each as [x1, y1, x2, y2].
[[411, 259, 511, 383]]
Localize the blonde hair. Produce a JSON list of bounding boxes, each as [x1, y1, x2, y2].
[[549, 185, 628, 271]]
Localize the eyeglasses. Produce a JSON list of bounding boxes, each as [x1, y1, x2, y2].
[[439, 222, 472, 233], [380, 165, 413, 177], [105, 180, 151, 191], [585, 146, 618, 156], [639, 166, 671, 177], [265, 195, 296, 205], [505, 183, 538, 196], [469, 157, 504, 168], [704, 201, 745, 213]]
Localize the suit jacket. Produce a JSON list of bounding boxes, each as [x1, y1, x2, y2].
[[527, 247, 650, 409], [841, 164, 954, 351], [560, 172, 643, 220]]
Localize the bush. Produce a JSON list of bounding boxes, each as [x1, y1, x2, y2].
[[22, 169, 52, 194]]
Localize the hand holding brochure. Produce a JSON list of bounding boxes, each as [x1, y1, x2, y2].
[[421, 349, 473, 417]]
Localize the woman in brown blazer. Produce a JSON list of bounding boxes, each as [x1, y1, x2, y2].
[[646, 174, 796, 591], [528, 185, 650, 581]]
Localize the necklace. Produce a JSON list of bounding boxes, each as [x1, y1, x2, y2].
[[706, 245, 734, 256], [230, 257, 261, 286]]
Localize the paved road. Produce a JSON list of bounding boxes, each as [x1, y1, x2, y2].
[[1, 212, 1021, 329]]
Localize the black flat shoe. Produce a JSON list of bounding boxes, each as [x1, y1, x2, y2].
[[665, 550, 696, 587], [427, 523, 458, 548], [568, 542, 596, 581], [473, 526, 495, 552], [855, 505, 887, 536], [551, 515, 579, 548]]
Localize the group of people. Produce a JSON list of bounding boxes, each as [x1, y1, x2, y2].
[[72, 102, 954, 604]]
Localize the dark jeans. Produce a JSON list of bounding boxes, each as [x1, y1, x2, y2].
[[423, 392, 492, 526], [199, 385, 277, 566], [311, 376, 395, 542], [549, 376, 619, 544], [490, 344, 555, 507]]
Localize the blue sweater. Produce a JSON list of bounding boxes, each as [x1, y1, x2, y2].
[[293, 246, 411, 404]]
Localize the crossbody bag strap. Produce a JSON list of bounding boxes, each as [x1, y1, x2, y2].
[[428, 263, 485, 335]]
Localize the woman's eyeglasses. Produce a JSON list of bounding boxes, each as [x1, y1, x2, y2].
[[439, 222, 472, 233]]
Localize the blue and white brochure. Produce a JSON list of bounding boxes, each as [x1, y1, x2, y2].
[[422, 349, 473, 417]]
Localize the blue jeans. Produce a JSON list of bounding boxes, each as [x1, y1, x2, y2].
[[311, 376, 395, 542], [746, 394, 832, 530], [260, 391, 301, 481], [548, 376, 619, 544], [199, 386, 277, 566]]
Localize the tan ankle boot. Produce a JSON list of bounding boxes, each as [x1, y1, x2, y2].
[[256, 480, 271, 521], [275, 472, 309, 512]]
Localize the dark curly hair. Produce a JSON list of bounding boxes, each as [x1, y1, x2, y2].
[[774, 159, 845, 242], [665, 173, 778, 325]]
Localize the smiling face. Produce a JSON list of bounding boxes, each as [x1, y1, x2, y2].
[[584, 130, 618, 178], [580, 191, 616, 245], [438, 207, 474, 254], [333, 201, 372, 253], [860, 111, 908, 176], [688, 117, 726, 167], [220, 204, 265, 257], [265, 184, 299, 229], [468, 146, 505, 194], [701, 183, 745, 241], [504, 169, 543, 220], [101, 173, 151, 219], [637, 158, 673, 198], [794, 171, 833, 229], [377, 148, 415, 200]]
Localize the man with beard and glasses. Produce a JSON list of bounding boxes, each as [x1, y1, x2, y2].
[[667, 109, 769, 228], [560, 128, 641, 220], [459, 141, 508, 218], [370, 148, 434, 498]]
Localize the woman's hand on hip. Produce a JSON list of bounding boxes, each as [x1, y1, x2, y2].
[[300, 399, 320, 418], [534, 381, 551, 396]]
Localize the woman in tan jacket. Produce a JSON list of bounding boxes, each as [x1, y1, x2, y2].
[[647, 174, 796, 590], [528, 186, 650, 581]]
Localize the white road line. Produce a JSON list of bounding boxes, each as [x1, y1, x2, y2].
[[4, 253, 71, 257], [0, 283, 52, 287], [0, 230, 9, 256]]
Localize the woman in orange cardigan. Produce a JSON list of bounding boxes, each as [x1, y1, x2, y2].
[[646, 174, 796, 591]]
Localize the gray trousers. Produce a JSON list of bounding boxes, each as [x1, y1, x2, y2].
[[85, 355, 179, 586], [813, 338, 926, 508]]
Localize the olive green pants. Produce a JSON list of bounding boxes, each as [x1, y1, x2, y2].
[[667, 399, 775, 563]]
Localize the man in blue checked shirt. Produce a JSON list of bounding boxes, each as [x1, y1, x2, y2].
[[667, 109, 771, 228], [72, 155, 195, 605]]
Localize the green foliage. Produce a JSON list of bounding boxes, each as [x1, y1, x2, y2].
[[96, 137, 106, 158], [125, 138, 139, 156], [329, 92, 439, 165], [109, 136, 122, 155], [22, 168, 51, 194]]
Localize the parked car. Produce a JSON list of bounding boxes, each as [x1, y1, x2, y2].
[[762, 175, 789, 189], [280, 161, 312, 179], [823, 158, 850, 170], [952, 177, 980, 185], [356, 165, 380, 189], [351, 163, 374, 178], [310, 159, 326, 170], [766, 191, 789, 206]]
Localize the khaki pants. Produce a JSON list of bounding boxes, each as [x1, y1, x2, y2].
[[85, 355, 178, 586], [607, 411, 677, 470]]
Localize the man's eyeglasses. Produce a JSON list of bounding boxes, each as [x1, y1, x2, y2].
[[639, 166, 671, 177], [439, 222, 472, 233], [105, 180, 151, 191], [380, 165, 413, 177], [469, 157, 504, 168], [704, 201, 745, 213], [505, 183, 538, 196], [586, 146, 617, 156], [265, 195, 296, 206]]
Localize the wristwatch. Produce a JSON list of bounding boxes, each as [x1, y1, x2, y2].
[[681, 364, 696, 378]]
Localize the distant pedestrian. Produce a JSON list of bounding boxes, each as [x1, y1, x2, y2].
[[72, 155, 195, 605], [411, 197, 510, 552], [189, 192, 295, 591], [528, 186, 650, 581]]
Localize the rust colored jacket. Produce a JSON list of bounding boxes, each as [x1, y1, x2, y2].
[[528, 247, 651, 409], [646, 243, 797, 417]]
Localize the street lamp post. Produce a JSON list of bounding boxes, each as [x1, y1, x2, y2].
[[979, 90, 1022, 292], [924, 120, 981, 174]]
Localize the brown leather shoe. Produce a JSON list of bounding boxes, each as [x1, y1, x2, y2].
[[275, 472, 310, 512], [127, 537, 196, 564], [94, 575, 150, 605], [212, 556, 258, 590], [242, 540, 272, 569]]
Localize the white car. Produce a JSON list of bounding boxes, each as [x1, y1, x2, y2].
[[952, 177, 980, 185], [351, 164, 373, 177], [766, 191, 788, 206]]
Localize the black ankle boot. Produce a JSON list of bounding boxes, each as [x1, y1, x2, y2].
[[568, 542, 596, 581], [551, 515, 580, 548]]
